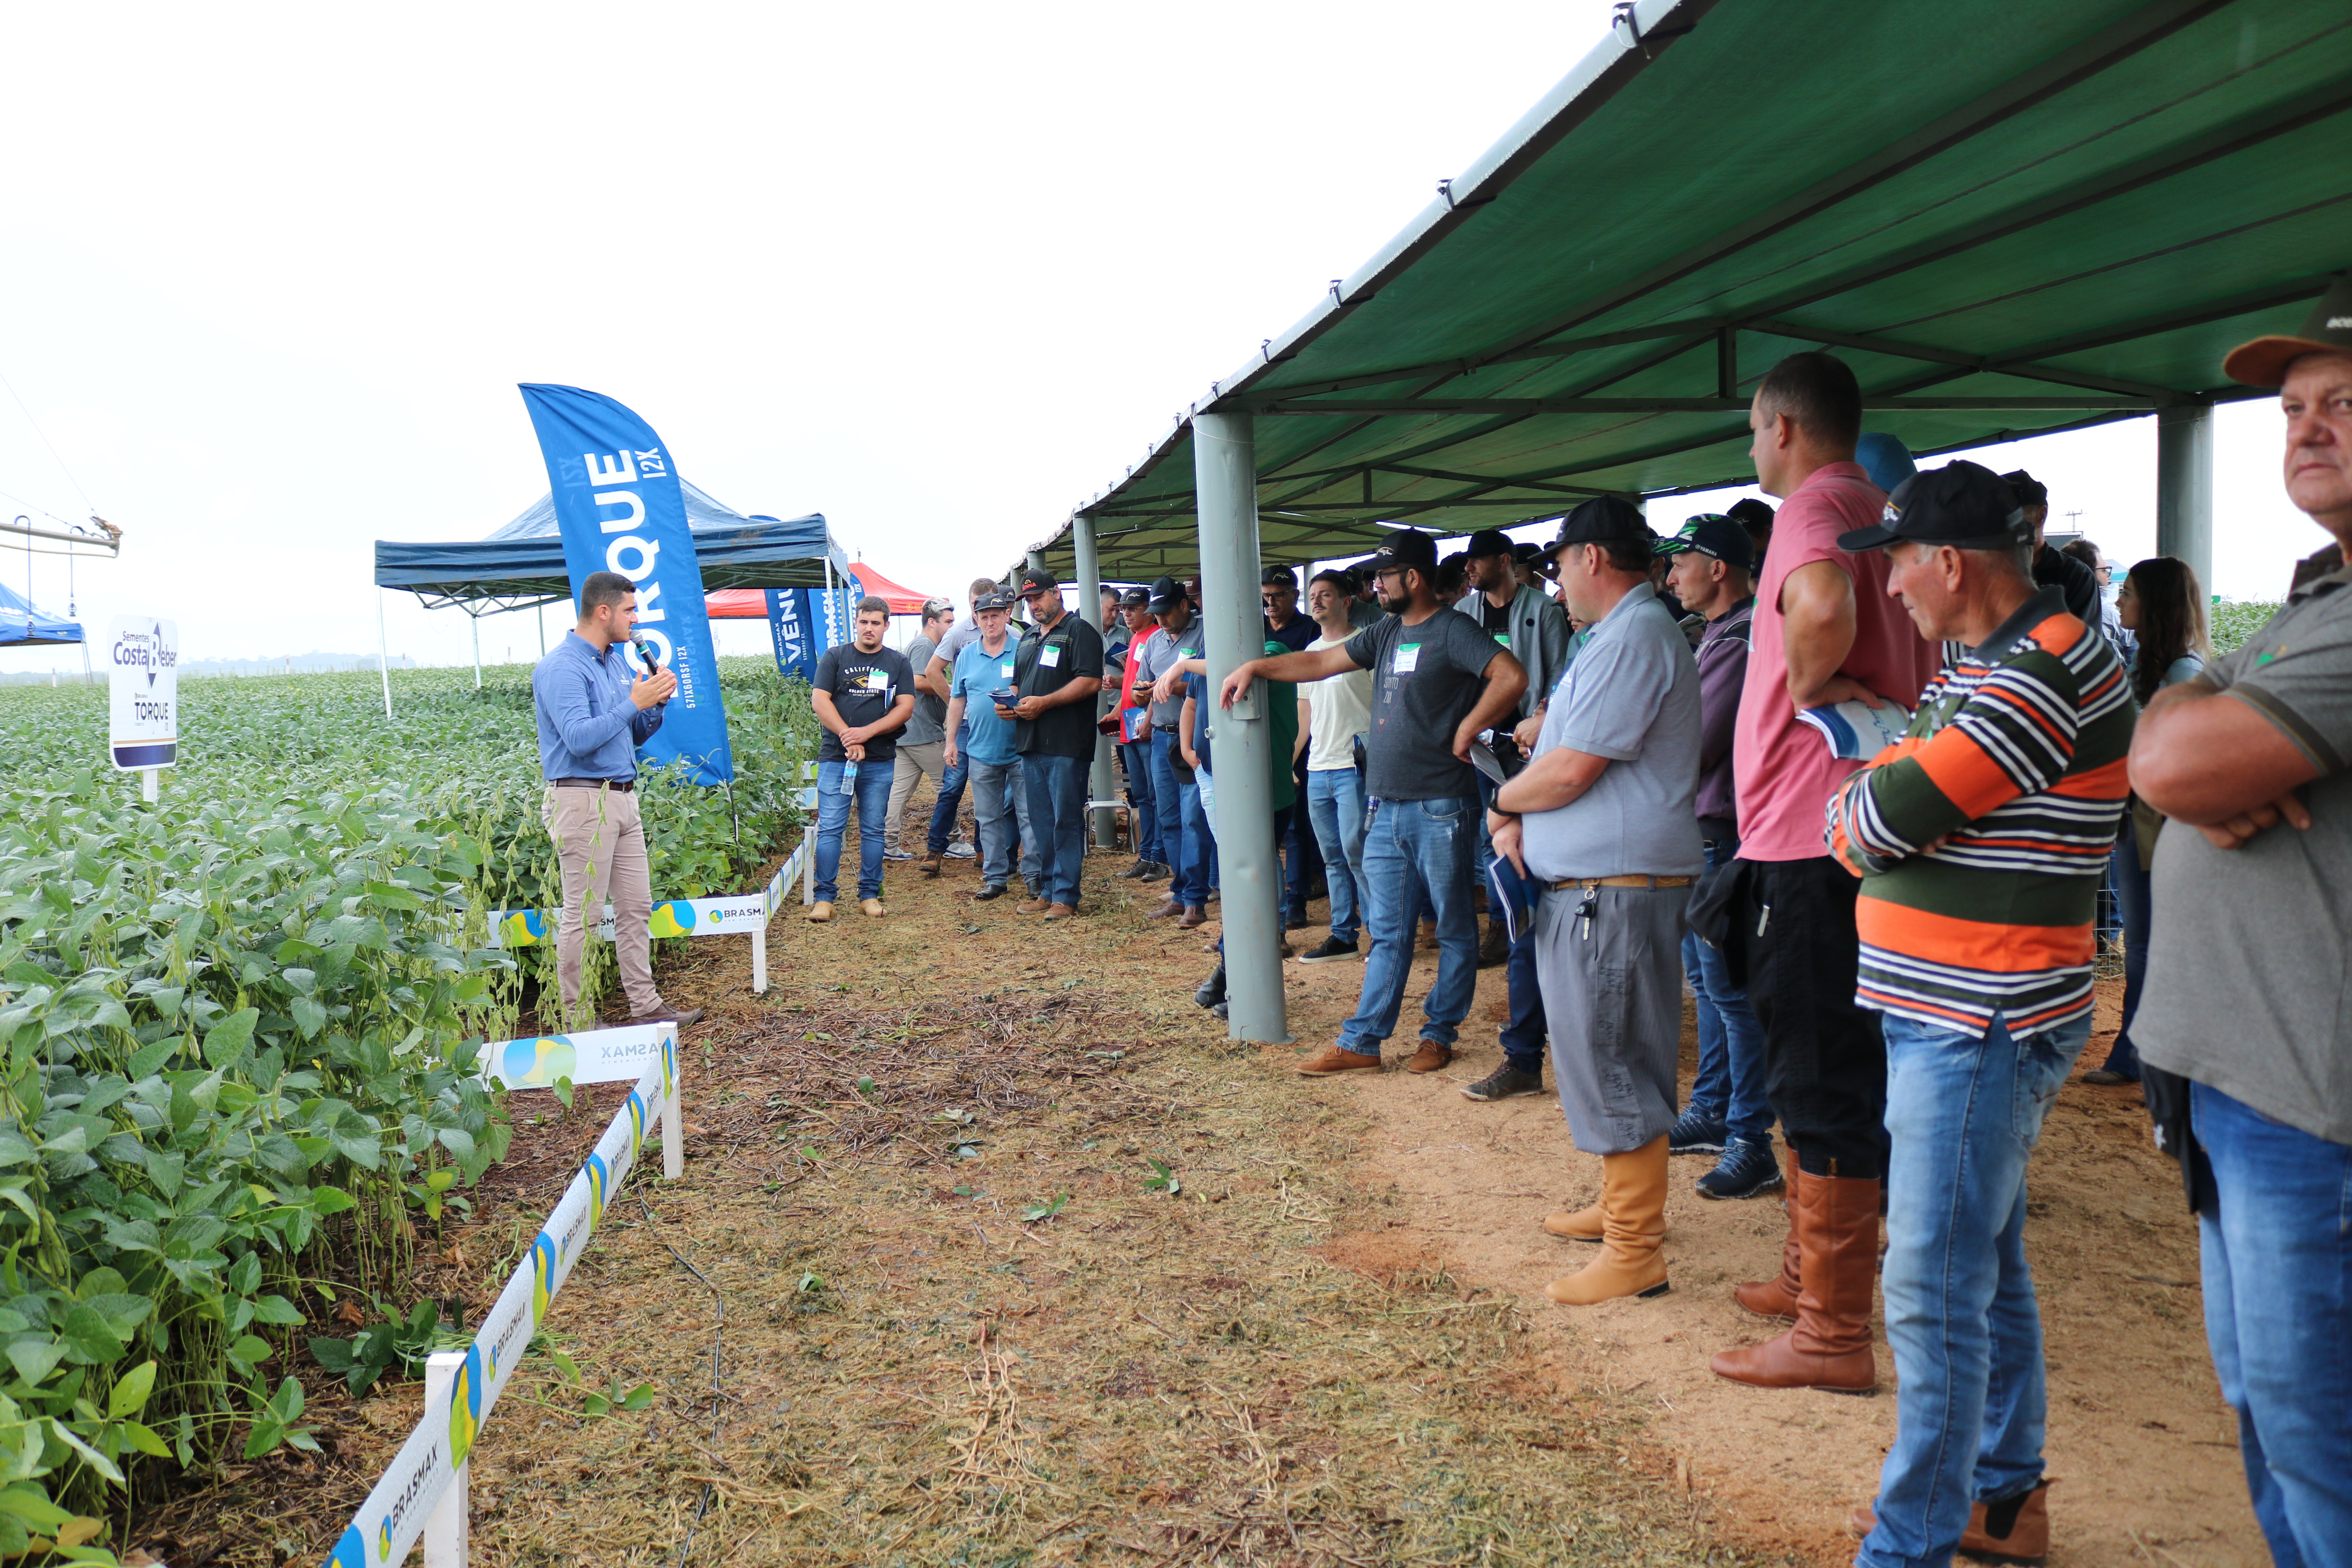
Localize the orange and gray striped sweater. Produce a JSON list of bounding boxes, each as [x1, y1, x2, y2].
[[1825, 587, 2134, 1033]]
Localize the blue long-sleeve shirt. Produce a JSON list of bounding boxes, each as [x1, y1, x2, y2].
[[532, 631, 663, 780]]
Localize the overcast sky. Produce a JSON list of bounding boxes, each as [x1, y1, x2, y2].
[[0, 2, 2326, 675]]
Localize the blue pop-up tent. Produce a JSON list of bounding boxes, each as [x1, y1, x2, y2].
[[0, 581, 83, 646]]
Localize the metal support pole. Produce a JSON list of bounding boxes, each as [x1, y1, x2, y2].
[[537, 599, 546, 657], [1072, 514, 1118, 849], [422, 1351, 469, 1566], [2156, 403, 2213, 594], [376, 589, 394, 720], [1026, 549, 1048, 574], [472, 612, 482, 689], [1192, 412, 1289, 1044]]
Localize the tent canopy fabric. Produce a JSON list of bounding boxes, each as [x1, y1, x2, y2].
[[844, 562, 938, 615], [1030, 0, 2349, 578], [376, 480, 849, 612], [0, 581, 82, 646], [704, 563, 939, 620]]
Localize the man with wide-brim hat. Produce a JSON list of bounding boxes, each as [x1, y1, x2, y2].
[[1823, 459, 2134, 1568], [1488, 497, 1704, 1306], [2127, 273, 2352, 1566]]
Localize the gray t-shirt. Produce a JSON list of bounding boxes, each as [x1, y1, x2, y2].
[[1519, 584, 1704, 881], [2137, 565, 2352, 1146], [902, 633, 947, 748], [1343, 607, 1509, 801], [1134, 616, 1205, 727]]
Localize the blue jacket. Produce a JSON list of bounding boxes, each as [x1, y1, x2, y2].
[[532, 631, 664, 780]]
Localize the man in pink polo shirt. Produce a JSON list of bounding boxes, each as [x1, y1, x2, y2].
[[1709, 353, 1940, 1395]]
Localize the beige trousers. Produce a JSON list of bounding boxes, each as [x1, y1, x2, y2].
[[542, 784, 662, 1023], [885, 741, 946, 850]]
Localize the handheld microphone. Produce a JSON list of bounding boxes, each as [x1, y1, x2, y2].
[[633, 639, 661, 678]]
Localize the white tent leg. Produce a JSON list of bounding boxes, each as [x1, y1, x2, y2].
[[377, 589, 394, 720], [472, 613, 482, 689]]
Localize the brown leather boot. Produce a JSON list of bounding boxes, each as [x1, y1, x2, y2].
[[1545, 1136, 1670, 1305], [1710, 1167, 1878, 1392], [1543, 1202, 1603, 1241], [1733, 1146, 1803, 1321], [1847, 1479, 2052, 1564]]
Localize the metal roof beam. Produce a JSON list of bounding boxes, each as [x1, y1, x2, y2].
[[1256, 395, 2157, 416]]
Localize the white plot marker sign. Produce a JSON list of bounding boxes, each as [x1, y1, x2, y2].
[[107, 616, 179, 801]]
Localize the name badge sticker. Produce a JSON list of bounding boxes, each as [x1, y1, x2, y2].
[[1393, 643, 1422, 674], [1000, 662, 1016, 679], [1040, 646, 1062, 669]]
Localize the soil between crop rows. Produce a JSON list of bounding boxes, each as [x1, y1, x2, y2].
[[132, 787, 2256, 1566]]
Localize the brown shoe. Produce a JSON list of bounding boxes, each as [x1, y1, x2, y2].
[[806, 900, 834, 923], [628, 1005, 706, 1029], [1178, 904, 1208, 928], [1543, 1202, 1604, 1242], [1404, 1040, 1453, 1073], [1545, 1136, 1670, 1305], [1145, 898, 1185, 920], [860, 898, 886, 918], [1042, 902, 1076, 920], [1734, 1145, 1804, 1321], [1477, 917, 1509, 967], [1296, 1044, 1381, 1076], [1710, 1168, 1880, 1393], [1017, 898, 1052, 914], [1847, 1481, 2052, 1563], [919, 857, 943, 878]]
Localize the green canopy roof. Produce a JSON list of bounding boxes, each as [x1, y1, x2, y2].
[[1034, 0, 2350, 579]]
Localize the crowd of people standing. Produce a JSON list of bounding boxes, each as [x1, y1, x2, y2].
[[735, 283, 2352, 1568]]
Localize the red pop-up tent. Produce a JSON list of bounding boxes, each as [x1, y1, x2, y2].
[[705, 561, 939, 619]]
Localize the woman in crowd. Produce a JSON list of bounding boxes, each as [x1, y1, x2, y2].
[[2082, 556, 2209, 1085]]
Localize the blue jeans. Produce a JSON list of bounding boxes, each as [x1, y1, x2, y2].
[[926, 720, 971, 857], [1283, 754, 1319, 923], [1864, 1009, 2090, 1568], [1499, 893, 1548, 1073], [2193, 1082, 2352, 1568], [1682, 838, 1772, 1143], [1304, 768, 1368, 943], [1022, 751, 1088, 907], [2100, 833, 2152, 1077], [1338, 796, 1478, 1056], [967, 755, 1036, 892], [1150, 729, 1208, 907], [814, 757, 893, 903], [1123, 739, 1162, 863]]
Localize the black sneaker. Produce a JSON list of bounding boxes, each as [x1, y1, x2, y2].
[[1139, 860, 1171, 881], [1209, 999, 1229, 1021], [1194, 964, 1227, 1009], [1296, 935, 1359, 964], [1668, 1106, 1729, 1156], [1115, 858, 1154, 880], [972, 885, 1007, 902], [1695, 1137, 1784, 1201], [1460, 1062, 1544, 1101], [1284, 914, 1310, 931]]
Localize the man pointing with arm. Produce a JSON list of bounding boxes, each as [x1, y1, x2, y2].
[[1221, 527, 1526, 1076]]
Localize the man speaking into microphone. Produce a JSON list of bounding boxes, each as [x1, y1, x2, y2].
[[530, 568, 704, 1031]]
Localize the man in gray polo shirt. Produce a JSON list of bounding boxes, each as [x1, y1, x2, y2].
[[1491, 498, 1702, 1308], [1134, 577, 1211, 922]]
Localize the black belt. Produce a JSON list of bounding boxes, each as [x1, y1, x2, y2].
[[1156, 723, 1179, 733], [552, 777, 634, 793]]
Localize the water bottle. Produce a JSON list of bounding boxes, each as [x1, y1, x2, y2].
[[842, 760, 859, 793]]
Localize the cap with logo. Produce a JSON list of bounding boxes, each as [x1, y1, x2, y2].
[[1654, 514, 1754, 573], [1365, 527, 1439, 574], [2224, 275, 2352, 388], [1462, 527, 1517, 559], [1544, 495, 1654, 557], [1018, 566, 1059, 593], [1116, 586, 1151, 608], [1836, 460, 2030, 554], [1146, 575, 1185, 612], [1261, 565, 1299, 589], [974, 588, 1018, 613]]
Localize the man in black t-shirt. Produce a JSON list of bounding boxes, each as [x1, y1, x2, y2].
[[1011, 567, 1106, 918], [1221, 529, 1526, 1076], [809, 597, 916, 921]]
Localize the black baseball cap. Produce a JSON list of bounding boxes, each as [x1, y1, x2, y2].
[[1365, 527, 1439, 574], [1018, 566, 1059, 594], [1309, 566, 1356, 592], [1463, 527, 1516, 559], [2225, 274, 2352, 387], [1146, 575, 1185, 612], [1726, 497, 1775, 533], [2001, 470, 2048, 509], [1544, 495, 1654, 556], [1261, 565, 1299, 589], [974, 589, 1017, 613], [1837, 460, 2032, 553], [1655, 514, 1753, 573], [1116, 586, 1150, 608]]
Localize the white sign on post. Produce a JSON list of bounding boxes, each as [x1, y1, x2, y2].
[[107, 617, 179, 786]]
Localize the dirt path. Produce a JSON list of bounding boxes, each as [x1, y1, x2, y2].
[[139, 798, 2256, 1565]]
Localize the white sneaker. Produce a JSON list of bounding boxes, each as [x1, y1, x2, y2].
[[944, 841, 976, 860]]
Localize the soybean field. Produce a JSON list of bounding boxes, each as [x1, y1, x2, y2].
[[0, 659, 813, 1555]]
